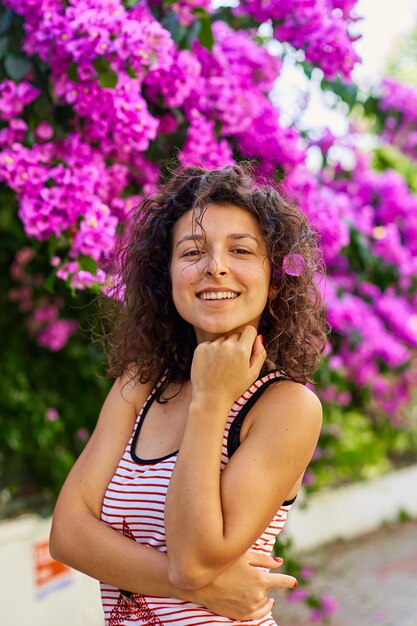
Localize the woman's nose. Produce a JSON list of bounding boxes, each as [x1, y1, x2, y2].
[[204, 252, 229, 276]]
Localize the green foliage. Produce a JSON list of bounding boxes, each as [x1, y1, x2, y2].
[[372, 144, 417, 193], [0, 192, 111, 516], [321, 76, 359, 112], [93, 56, 118, 89], [161, 7, 214, 50], [308, 402, 417, 492]]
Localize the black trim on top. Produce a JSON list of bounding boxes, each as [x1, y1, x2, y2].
[[227, 374, 297, 507], [130, 388, 179, 465], [130, 371, 281, 466], [282, 495, 297, 506], [130, 367, 300, 509], [227, 377, 282, 459]]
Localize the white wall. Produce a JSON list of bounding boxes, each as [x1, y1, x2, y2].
[[0, 515, 103, 626], [283, 463, 417, 552]]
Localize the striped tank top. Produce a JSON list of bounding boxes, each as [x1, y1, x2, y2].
[[100, 370, 294, 626]]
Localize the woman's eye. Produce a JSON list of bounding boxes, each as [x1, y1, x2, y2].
[[233, 248, 252, 255], [183, 249, 202, 257]]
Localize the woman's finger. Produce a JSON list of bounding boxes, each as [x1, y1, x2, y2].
[[224, 332, 240, 339], [249, 334, 267, 371], [265, 572, 298, 590], [246, 551, 283, 570]]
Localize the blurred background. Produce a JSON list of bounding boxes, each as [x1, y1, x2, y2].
[[1, 0, 417, 624]]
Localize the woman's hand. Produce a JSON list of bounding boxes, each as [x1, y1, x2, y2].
[[188, 550, 297, 621], [190, 326, 266, 407]]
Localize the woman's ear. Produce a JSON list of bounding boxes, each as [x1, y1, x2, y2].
[[268, 283, 279, 299]]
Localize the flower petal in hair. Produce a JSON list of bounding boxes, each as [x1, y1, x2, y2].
[[282, 253, 306, 277]]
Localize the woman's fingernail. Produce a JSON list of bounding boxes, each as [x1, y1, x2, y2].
[[273, 557, 283, 563], [293, 580, 299, 588], [259, 334, 264, 345]]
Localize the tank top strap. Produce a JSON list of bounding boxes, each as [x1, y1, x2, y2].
[[227, 370, 288, 459], [227, 370, 297, 506]]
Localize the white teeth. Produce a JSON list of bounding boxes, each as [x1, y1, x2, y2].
[[198, 292, 238, 300]]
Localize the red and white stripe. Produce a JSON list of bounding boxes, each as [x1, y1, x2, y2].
[[100, 371, 293, 625]]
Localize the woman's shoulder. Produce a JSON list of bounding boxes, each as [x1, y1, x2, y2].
[[114, 364, 157, 416], [251, 377, 322, 433], [267, 376, 321, 401]]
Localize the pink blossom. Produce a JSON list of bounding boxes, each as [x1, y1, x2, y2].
[[309, 593, 338, 621], [36, 319, 78, 351], [237, 0, 360, 79], [286, 588, 309, 603], [35, 120, 54, 141], [0, 80, 40, 120], [15, 247, 34, 265], [303, 470, 316, 486], [301, 566, 314, 579], [75, 427, 89, 442], [45, 407, 60, 422], [56, 261, 79, 280], [32, 305, 59, 323], [171, 0, 213, 27], [0, 118, 28, 148], [180, 109, 234, 169], [282, 254, 306, 277]]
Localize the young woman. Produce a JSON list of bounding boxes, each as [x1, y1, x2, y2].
[[50, 163, 327, 625]]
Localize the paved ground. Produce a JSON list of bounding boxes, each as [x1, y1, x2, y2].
[[271, 519, 417, 626]]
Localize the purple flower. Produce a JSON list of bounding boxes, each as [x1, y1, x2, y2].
[[286, 588, 308, 603], [35, 121, 54, 141], [37, 319, 78, 351], [282, 253, 306, 277], [301, 566, 313, 579], [45, 407, 60, 422], [75, 427, 89, 442], [0, 80, 40, 120], [236, 0, 360, 79], [32, 305, 59, 323], [179, 109, 234, 169]]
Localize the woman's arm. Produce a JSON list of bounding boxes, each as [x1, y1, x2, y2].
[[49, 373, 185, 597], [165, 327, 322, 589]]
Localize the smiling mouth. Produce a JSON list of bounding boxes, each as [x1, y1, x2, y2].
[[197, 291, 240, 300]]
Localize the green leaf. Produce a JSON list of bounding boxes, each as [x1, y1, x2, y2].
[[98, 70, 118, 89], [44, 271, 57, 294], [362, 95, 379, 117], [67, 61, 79, 83], [162, 12, 186, 45], [93, 56, 118, 89], [125, 60, 137, 79], [300, 60, 314, 80], [0, 9, 13, 35], [4, 54, 32, 81], [0, 36, 9, 59], [79, 254, 97, 274], [184, 20, 201, 49], [196, 12, 214, 50], [321, 77, 360, 111]]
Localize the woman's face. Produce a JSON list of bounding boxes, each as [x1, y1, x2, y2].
[[170, 203, 274, 344]]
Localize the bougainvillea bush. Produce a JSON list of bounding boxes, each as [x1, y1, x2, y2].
[[1, 0, 417, 621]]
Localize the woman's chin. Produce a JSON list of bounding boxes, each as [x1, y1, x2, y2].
[[194, 324, 247, 342]]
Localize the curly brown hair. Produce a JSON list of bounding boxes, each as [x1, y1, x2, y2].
[[99, 163, 328, 401]]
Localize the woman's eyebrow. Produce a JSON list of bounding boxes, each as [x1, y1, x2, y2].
[[227, 233, 259, 244], [175, 233, 260, 248]]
